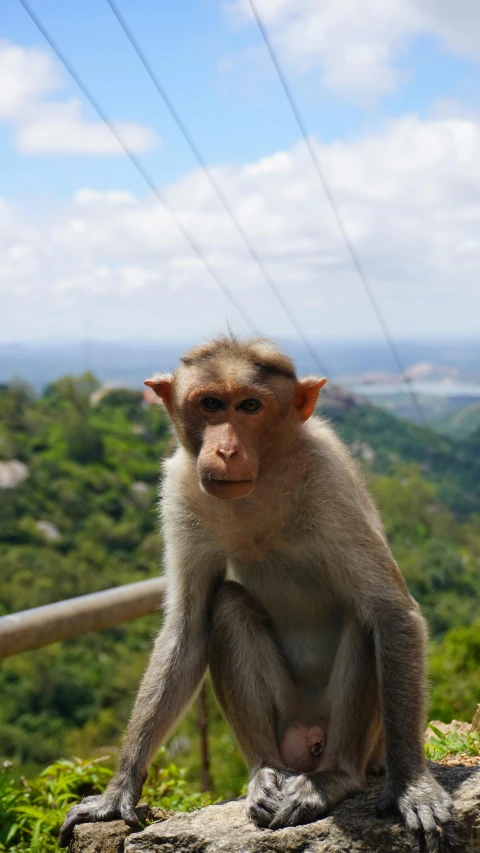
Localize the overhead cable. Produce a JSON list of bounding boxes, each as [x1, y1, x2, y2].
[[18, 0, 260, 333], [245, 0, 428, 426], [104, 0, 328, 375]]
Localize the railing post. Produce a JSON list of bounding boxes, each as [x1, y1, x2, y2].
[[0, 578, 166, 658]]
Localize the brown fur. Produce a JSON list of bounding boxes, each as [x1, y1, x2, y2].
[[60, 335, 457, 851]]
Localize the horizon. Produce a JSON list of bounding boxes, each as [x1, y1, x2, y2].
[[3, 334, 480, 347], [3, 336, 480, 396]]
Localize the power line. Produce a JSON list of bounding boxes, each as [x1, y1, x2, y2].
[[17, 0, 259, 334], [246, 0, 428, 427], [103, 0, 328, 376]]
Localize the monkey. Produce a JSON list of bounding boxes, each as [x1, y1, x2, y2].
[[59, 335, 458, 851]]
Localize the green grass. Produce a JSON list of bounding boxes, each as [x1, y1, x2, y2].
[[0, 752, 215, 853], [424, 724, 480, 761]]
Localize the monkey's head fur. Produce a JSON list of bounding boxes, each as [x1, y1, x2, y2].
[[145, 335, 326, 501]]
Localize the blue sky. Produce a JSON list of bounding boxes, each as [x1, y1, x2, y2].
[[1, 0, 480, 352]]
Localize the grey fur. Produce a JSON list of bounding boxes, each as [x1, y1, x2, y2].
[[59, 338, 458, 852]]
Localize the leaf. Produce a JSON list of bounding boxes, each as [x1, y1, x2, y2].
[[12, 805, 47, 819], [427, 724, 446, 739], [5, 823, 19, 843]]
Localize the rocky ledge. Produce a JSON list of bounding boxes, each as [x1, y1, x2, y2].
[[70, 761, 480, 853]]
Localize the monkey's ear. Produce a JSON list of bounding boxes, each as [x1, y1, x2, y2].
[[295, 377, 327, 422], [144, 374, 174, 416]]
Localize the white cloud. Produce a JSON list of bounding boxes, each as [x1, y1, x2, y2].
[[1, 110, 480, 338], [0, 198, 43, 295], [74, 189, 137, 206], [223, 0, 480, 101], [0, 41, 61, 119], [17, 99, 157, 156], [0, 40, 159, 155]]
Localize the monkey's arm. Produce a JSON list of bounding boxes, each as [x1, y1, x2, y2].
[[338, 513, 458, 851], [59, 540, 224, 847], [370, 583, 458, 849], [309, 438, 457, 849]]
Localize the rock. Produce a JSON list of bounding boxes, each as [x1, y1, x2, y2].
[[131, 482, 150, 496], [350, 441, 376, 463], [70, 763, 480, 853], [0, 459, 29, 488], [428, 719, 473, 738], [35, 520, 61, 541], [70, 807, 168, 853], [71, 819, 132, 853], [131, 482, 151, 506]]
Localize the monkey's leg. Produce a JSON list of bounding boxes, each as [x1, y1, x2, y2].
[[322, 618, 381, 778], [269, 618, 381, 829], [374, 601, 458, 852], [209, 580, 297, 826]]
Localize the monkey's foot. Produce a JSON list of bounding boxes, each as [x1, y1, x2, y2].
[[267, 773, 329, 829], [59, 791, 140, 848], [376, 769, 460, 853], [245, 767, 289, 828]]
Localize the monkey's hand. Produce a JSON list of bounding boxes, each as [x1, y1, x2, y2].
[[267, 772, 329, 829], [246, 767, 292, 827], [58, 785, 140, 848], [376, 769, 459, 853]]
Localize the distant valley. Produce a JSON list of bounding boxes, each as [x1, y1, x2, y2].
[[2, 337, 480, 437]]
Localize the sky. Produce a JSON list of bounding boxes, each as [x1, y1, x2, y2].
[[1, 0, 480, 352]]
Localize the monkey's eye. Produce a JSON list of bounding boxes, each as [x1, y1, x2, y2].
[[238, 398, 261, 413], [200, 397, 225, 412]]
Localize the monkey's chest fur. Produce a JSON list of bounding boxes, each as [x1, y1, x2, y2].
[[193, 482, 349, 704], [228, 554, 345, 700]]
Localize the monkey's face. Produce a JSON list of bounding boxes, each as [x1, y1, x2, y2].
[[144, 343, 327, 502], [184, 384, 280, 501]]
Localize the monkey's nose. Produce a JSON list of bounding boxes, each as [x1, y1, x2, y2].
[[217, 447, 238, 460]]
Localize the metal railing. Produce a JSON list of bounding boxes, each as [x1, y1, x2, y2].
[[0, 578, 166, 658]]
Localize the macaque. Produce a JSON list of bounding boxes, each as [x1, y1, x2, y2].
[[60, 336, 457, 851]]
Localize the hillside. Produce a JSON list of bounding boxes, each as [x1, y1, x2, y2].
[[356, 391, 480, 433], [0, 374, 479, 787], [439, 400, 480, 439], [322, 386, 480, 517]]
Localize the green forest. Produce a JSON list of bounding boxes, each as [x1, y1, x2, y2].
[[1, 373, 480, 849]]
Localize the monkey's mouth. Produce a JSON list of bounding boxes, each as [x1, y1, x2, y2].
[[209, 479, 254, 484], [200, 477, 256, 500]]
